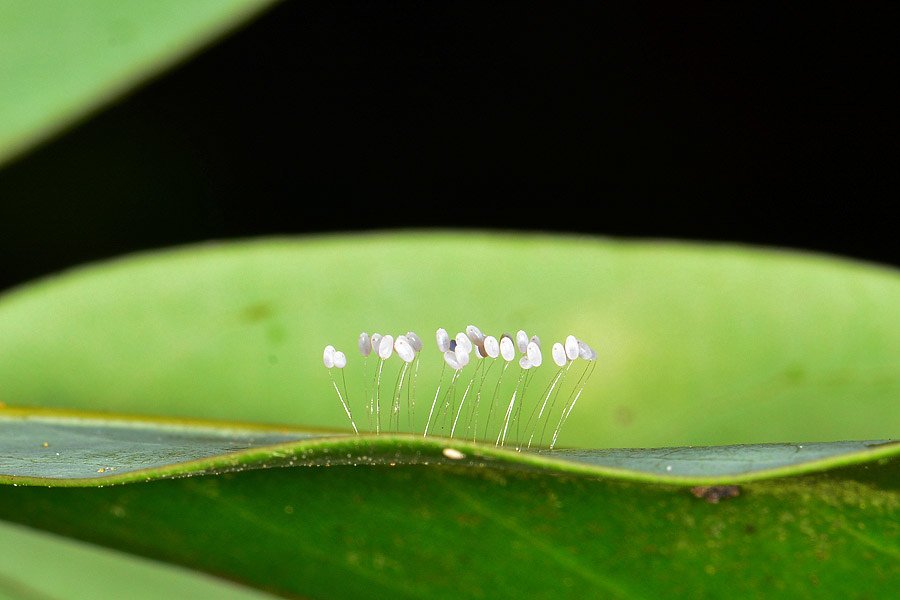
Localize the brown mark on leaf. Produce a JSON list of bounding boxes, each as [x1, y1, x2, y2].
[[240, 302, 274, 323], [690, 485, 741, 504], [614, 405, 634, 426]]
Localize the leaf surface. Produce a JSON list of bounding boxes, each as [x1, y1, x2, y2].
[[1, 232, 898, 597], [0, 412, 897, 599], [0, 232, 897, 448], [0, 0, 275, 165], [0, 520, 277, 600]]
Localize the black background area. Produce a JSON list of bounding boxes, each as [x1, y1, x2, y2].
[[1, 3, 897, 291]]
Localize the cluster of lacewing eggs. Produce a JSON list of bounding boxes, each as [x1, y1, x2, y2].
[[322, 325, 597, 449], [325, 327, 595, 371]]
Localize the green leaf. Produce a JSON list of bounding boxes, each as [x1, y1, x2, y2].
[[0, 521, 278, 600], [0, 232, 897, 448], [1, 412, 898, 599], [1, 232, 897, 597], [1, 410, 896, 486], [0, 0, 275, 166]]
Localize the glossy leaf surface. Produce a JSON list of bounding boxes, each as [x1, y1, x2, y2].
[[1, 412, 897, 599]]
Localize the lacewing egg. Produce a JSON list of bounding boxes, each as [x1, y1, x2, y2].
[[323, 345, 336, 368]]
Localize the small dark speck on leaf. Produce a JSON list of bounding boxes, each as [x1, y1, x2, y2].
[[691, 485, 741, 504], [866, 440, 900, 448]]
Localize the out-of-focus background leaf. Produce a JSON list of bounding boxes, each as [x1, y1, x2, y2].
[[1, 232, 897, 449], [0, 520, 278, 600], [0, 0, 275, 166]]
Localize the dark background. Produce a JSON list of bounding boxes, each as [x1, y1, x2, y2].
[[1, 3, 897, 292]]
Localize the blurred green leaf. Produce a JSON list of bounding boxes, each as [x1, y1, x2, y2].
[[2, 412, 898, 599], [0, 232, 897, 448], [0, 0, 275, 165], [0, 520, 278, 600]]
